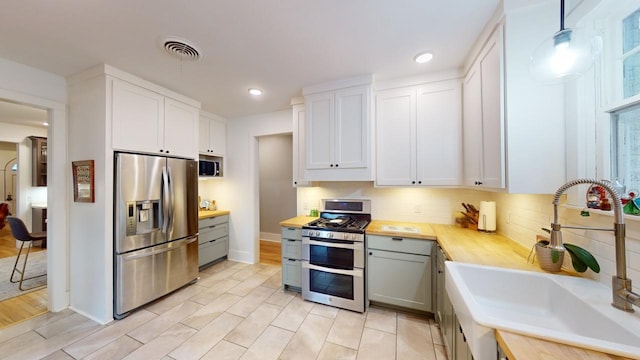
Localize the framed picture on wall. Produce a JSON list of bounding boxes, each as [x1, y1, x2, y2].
[[72, 160, 95, 203]]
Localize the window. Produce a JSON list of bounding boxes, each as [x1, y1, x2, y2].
[[612, 105, 640, 193], [623, 8, 640, 98], [612, 6, 640, 194]]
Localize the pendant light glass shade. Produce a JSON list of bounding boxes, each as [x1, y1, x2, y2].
[[529, 0, 602, 82]]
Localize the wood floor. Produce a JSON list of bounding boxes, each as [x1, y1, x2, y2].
[[260, 239, 281, 266], [0, 225, 48, 329]]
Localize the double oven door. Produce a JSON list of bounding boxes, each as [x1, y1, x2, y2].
[[301, 232, 365, 312]]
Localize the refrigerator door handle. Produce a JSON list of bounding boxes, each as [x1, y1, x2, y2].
[[167, 165, 175, 233], [162, 166, 170, 234], [121, 235, 198, 260]]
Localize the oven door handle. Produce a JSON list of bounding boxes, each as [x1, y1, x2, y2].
[[301, 261, 364, 277], [304, 238, 363, 250]]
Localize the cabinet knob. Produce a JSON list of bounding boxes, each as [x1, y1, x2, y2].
[[166, 150, 170, 154], [335, 164, 339, 168], [330, 164, 334, 168], [294, 181, 297, 185], [369, 252, 373, 256], [418, 181, 422, 184], [412, 181, 416, 184], [160, 149, 164, 153]]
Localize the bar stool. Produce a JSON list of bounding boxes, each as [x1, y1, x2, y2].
[[6, 216, 47, 290]]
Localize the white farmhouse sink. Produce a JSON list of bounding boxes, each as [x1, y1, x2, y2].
[[445, 262, 640, 360]]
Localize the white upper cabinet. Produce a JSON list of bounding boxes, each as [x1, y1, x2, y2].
[[461, 1, 565, 194], [112, 80, 164, 155], [376, 79, 461, 186], [199, 111, 226, 156], [303, 76, 373, 181], [164, 98, 199, 158], [462, 27, 505, 189], [112, 78, 199, 159], [292, 103, 310, 186]]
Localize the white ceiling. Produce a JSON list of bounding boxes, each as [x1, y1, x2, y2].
[[0, 0, 501, 119]]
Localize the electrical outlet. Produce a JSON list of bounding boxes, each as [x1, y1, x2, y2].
[[414, 204, 422, 213]]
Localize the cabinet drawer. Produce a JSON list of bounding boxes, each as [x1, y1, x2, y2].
[[198, 236, 228, 267], [282, 258, 302, 288], [367, 234, 433, 255], [282, 239, 302, 259], [199, 215, 229, 229], [199, 223, 228, 244], [281, 226, 302, 240]]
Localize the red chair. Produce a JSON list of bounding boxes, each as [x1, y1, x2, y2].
[[0, 203, 9, 230]]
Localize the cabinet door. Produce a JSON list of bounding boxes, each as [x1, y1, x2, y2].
[[198, 117, 210, 154], [208, 118, 226, 156], [164, 98, 198, 159], [292, 104, 310, 186], [479, 29, 505, 189], [416, 80, 462, 185], [462, 64, 483, 187], [368, 249, 431, 311], [112, 79, 164, 154], [305, 92, 334, 169], [375, 87, 416, 186], [334, 86, 370, 169]]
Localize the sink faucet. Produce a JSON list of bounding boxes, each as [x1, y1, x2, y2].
[[551, 178, 640, 312]]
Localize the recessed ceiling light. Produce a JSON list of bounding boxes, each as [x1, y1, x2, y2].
[[43, 122, 49, 126], [248, 88, 263, 96], [414, 51, 434, 64]]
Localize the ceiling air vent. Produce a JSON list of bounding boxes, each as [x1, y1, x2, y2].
[[162, 37, 201, 61]]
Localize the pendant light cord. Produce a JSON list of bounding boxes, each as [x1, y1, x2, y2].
[[559, 0, 565, 31]]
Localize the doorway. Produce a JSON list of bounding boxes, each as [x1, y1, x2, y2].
[[258, 133, 296, 265], [0, 98, 56, 328]]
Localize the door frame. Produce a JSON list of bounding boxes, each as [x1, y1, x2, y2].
[[0, 88, 69, 312]]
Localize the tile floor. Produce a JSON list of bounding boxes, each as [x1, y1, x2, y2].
[[0, 260, 447, 360]]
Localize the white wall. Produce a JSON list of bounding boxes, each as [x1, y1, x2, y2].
[[259, 134, 296, 238], [220, 109, 292, 263]]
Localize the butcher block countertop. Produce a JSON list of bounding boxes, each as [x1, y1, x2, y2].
[[366, 220, 437, 240], [279, 216, 318, 228], [278, 216, 630, 359], [198, 210, 230, 220]]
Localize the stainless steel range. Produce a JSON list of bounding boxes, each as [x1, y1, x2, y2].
[[301, 199, 371, 312]]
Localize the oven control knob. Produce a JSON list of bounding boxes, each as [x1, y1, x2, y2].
[[329, 233, 334, 238]]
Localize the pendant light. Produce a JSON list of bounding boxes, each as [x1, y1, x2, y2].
[[529, 0, 602, 82]]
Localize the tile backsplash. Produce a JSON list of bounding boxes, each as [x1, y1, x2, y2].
[[297, 182, 640, 293]]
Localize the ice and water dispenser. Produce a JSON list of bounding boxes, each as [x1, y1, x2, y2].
[[125, 200, 160, 236]]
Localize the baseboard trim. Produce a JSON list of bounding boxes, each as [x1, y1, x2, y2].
[[260, 232, 280, 242]]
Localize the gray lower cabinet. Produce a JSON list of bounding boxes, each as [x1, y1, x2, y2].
[[367, 234, 433, 312], [198, 215, 229, 268], [281, 226, 302, 290], [434, 244, 473, 360]]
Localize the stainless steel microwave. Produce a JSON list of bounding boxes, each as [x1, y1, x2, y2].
[[198, 160, 220, 176]]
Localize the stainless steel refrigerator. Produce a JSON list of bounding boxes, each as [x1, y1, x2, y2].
[[114, 152, 199, 319]]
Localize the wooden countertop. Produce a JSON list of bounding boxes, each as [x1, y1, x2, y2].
[[279, 216, 318, 228], [496, 330, 629, 360], [430, 224, 576, 275], [366, 220, 437, 240], [198, 210, 230, 220]]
